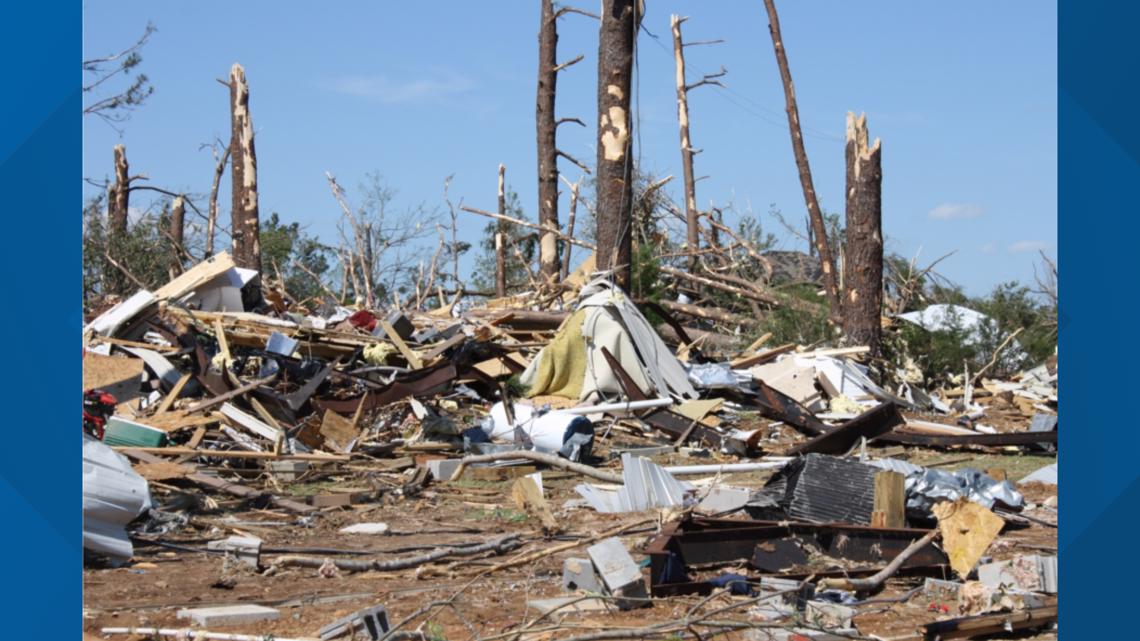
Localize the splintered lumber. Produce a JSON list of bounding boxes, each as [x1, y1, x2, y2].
[[117, 447, 349, 462], [153, 252, 236, 301], [512, 476, 560, 532], [731, 343, 795, 368], [450, 450, 622, 484], [786, 401, 903, 455], [184, 374, 276, 414], [121, 449, 316, 513], [379, 319, 423, 369], [872, 470, 906, 529], [152, 373, 192, 416]]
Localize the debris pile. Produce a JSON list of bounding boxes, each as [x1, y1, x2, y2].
[[83, 253, 1057, 641]]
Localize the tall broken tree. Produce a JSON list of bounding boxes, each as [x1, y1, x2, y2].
[[842, 113, 883, 356], [536, 0, 593, 289], [670, 15, 725, 271], [229, 63, 261, 299], [762, 0, 842, 323], [595, 0, 642, 290], [105, 144, 132, 293], [496, 163, 508, 298]]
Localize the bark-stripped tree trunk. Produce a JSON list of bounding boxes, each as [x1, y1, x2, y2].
[[842, 112, 883, 356], [536, 0, 560, 287], [762, 0, 842, 323], [106, 144, 131, 293], [495, 164, 508, 298], [229, 63, 261, 297], [561, 177, 581, 280], [595, 0, 641, 290], [671, 15, 700, 270], [170, 195, 185, 277], [205, 146, 229, 258]]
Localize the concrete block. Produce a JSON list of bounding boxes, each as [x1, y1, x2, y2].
[[426, 458, 463, 481], [319, 604, 389, 640], [586, 537, 647, 609], [177, 604, 280, 627], [562, 557, 604, 593], [268, 460, 309, 482], [207, 535, 261, 568], [339, 522, 390, 535]]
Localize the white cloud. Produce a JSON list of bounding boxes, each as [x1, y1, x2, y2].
[[325, 70, 473, 104], [928, 203, 984, 220], [1007, 240, 1049, 254]]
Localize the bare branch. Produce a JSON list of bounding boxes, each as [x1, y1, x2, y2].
[[554, 6, 600, 20], [555, 149, 592, 174], [555, 117, 587, 128], [552, 54, 585, 73]]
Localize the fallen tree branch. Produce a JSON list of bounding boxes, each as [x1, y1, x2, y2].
[[817, 528, 939, 593], [274, 535, 522, 573]]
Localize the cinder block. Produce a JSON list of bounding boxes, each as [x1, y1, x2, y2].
[[562, 557, 604, 593], [177, 604, 280, 627], [319, 604, 389, 640], [268, 460, 309, 482], [586, 537, 647, 609], [426, 458, 463, 481], [207, 535, 261, 568]]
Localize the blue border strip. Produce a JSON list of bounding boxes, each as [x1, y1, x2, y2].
[[1060, 0, 1140, 632], [0, 1, 80, 636]]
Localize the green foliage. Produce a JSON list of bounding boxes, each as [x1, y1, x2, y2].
[[259, 213, 331, 303], [471, 188, 537, 294], [630, 242, 666, 301], [424, 621, 448, 641], [751, 283, 836, 346]]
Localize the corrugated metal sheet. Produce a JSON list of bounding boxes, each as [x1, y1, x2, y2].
[[83, 434, 152, 562], [747, 454, 877, 525]]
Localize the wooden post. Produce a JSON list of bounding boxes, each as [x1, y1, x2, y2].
[[762, 0, 842, 323], [671, 15, 700, 270], [842, 112, 884, 357], [536, 0, 560, 287], [872, 470, 905, 529], [495, 164, 508, 297], [560, 178, 580, 280], [595, 0, 641, 291], [229, 63, 261, 295]]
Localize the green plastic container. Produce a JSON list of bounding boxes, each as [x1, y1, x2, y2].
[[103, 416, 168, 448]]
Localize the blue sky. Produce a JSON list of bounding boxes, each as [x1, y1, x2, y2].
[[82, 1, 1056, 296]]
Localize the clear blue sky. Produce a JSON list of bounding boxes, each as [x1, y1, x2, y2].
[[82, 1, 1056, 296]]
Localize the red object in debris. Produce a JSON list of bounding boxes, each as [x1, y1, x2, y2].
[[348, 310, 377, 332], [83, 388, 117, 440]]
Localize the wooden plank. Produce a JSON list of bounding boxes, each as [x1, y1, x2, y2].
[[731, 343, 795, 369], [153, 251, 236, 301], [873, 471, 906, 529], [421, 332, 467, 362], [744, 332, 773, 353], [153, 373, 192, 416], [116, 447, 349, 462], [379, 320, 422, 369], [136, 412, 222, 432], [185, 374, 276, 414], [319, 409, 359, 453], [511, 476, 560, 532]]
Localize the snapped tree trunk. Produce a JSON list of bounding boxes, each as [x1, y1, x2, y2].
[[205, 146, 229, 258], [106, 144, 131, 293], [495, 164, 508, 298], [170, 195, 185, 277], [229, 63, 261, 298], [595, 0, 641, 291], [536, 0, 560, 287], [671, 15, 700, 271], [762, 0, 842, 322], [842, 112, 884, 356]]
